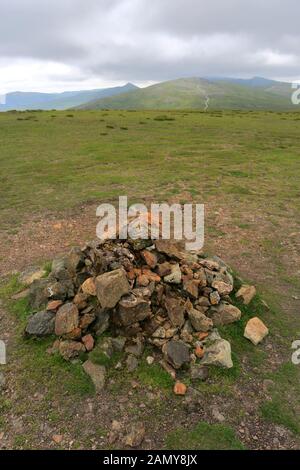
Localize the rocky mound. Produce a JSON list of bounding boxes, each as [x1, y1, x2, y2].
[[24, 237, 268, 393]]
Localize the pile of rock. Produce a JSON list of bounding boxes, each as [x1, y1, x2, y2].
[[24, 236, 268, 392]]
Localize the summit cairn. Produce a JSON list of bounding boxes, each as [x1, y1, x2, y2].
[[24, 214, 267, 392]]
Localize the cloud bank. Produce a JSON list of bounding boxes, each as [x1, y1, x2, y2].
[[0, 0, 299, 93]]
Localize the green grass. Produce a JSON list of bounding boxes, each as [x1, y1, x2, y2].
[[89, 343, 122, 368], [261, 399, 299, 435], [135, 358, 174, 390], [0, 109, 300, 230], [260, 362, 300, 435], [165, 421, 245, 450]]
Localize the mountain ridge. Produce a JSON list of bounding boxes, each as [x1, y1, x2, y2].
[[0, 83, 138, 111], [78, 77, 295, 111]]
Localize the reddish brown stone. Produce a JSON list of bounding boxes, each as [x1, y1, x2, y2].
[[55, 303, 79, 336], [47, 300, 63, 311], [82, 334, 94, 351], [195, 332, 209, 341], [195, 345, 205, 358], [142, 269, 161, 283], [141, 250, 158, 269], [126, 268, 136, 280], [173, 381, 187, 395]]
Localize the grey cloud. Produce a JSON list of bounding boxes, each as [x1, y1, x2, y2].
[[0, 0, 299, 88]]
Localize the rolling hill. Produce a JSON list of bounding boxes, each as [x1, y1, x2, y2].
[[0, 83, 138, 111], [78, 77, 295, 111]]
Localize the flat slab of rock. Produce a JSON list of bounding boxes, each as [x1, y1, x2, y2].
[[124, 422, 145, 447], [236, 285, 256, 305], [25, 311, 55, 337], [11, 289, 30, 301], [201, 339, 233, 368], [244, 317, 268, 345], [96, 268, 130, 308], [83, 360, 106, 391], [20, 268, 46, 286], [55, 303, 79, 336], [154, 240, 187, 261], [165, 296, 185, 327], [211, 280, 233, 296], [163, 340, 190, 369]]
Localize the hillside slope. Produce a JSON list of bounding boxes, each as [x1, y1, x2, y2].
[[78, 77, 294, 110]]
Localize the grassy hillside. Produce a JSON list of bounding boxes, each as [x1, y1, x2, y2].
[[79, 77, 295, 110]]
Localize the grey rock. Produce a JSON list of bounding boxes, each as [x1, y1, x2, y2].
[[203, 328, 221, 343], [83, 360, 106, 391], [190, 364, 209, 381], [51, 257, 70, 281], [126, 354, 138, 372], [25, 310, 55, 337], [188, 307, 213, 332], [111, 336, 126, 352], [164, 264, 182, 284], [47, 280, 75, 301], [29, 278, 53, 309], [163, 340, 190, 369], [93, 309, 110, 336], [124, 422, 145, 447], [165, 296, 185, 328], [210, 290, 221, 305], [65, 247, 85, 275], [98, 338, 114, 358], [212, 405, 225, 422], [183, 387, 202, 412], [201, 339, 233, 368], [208, 302, 241, 326], [125, 337, 144, 357]]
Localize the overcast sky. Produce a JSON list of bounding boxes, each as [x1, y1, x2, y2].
[[0, 0, 299, 94]]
